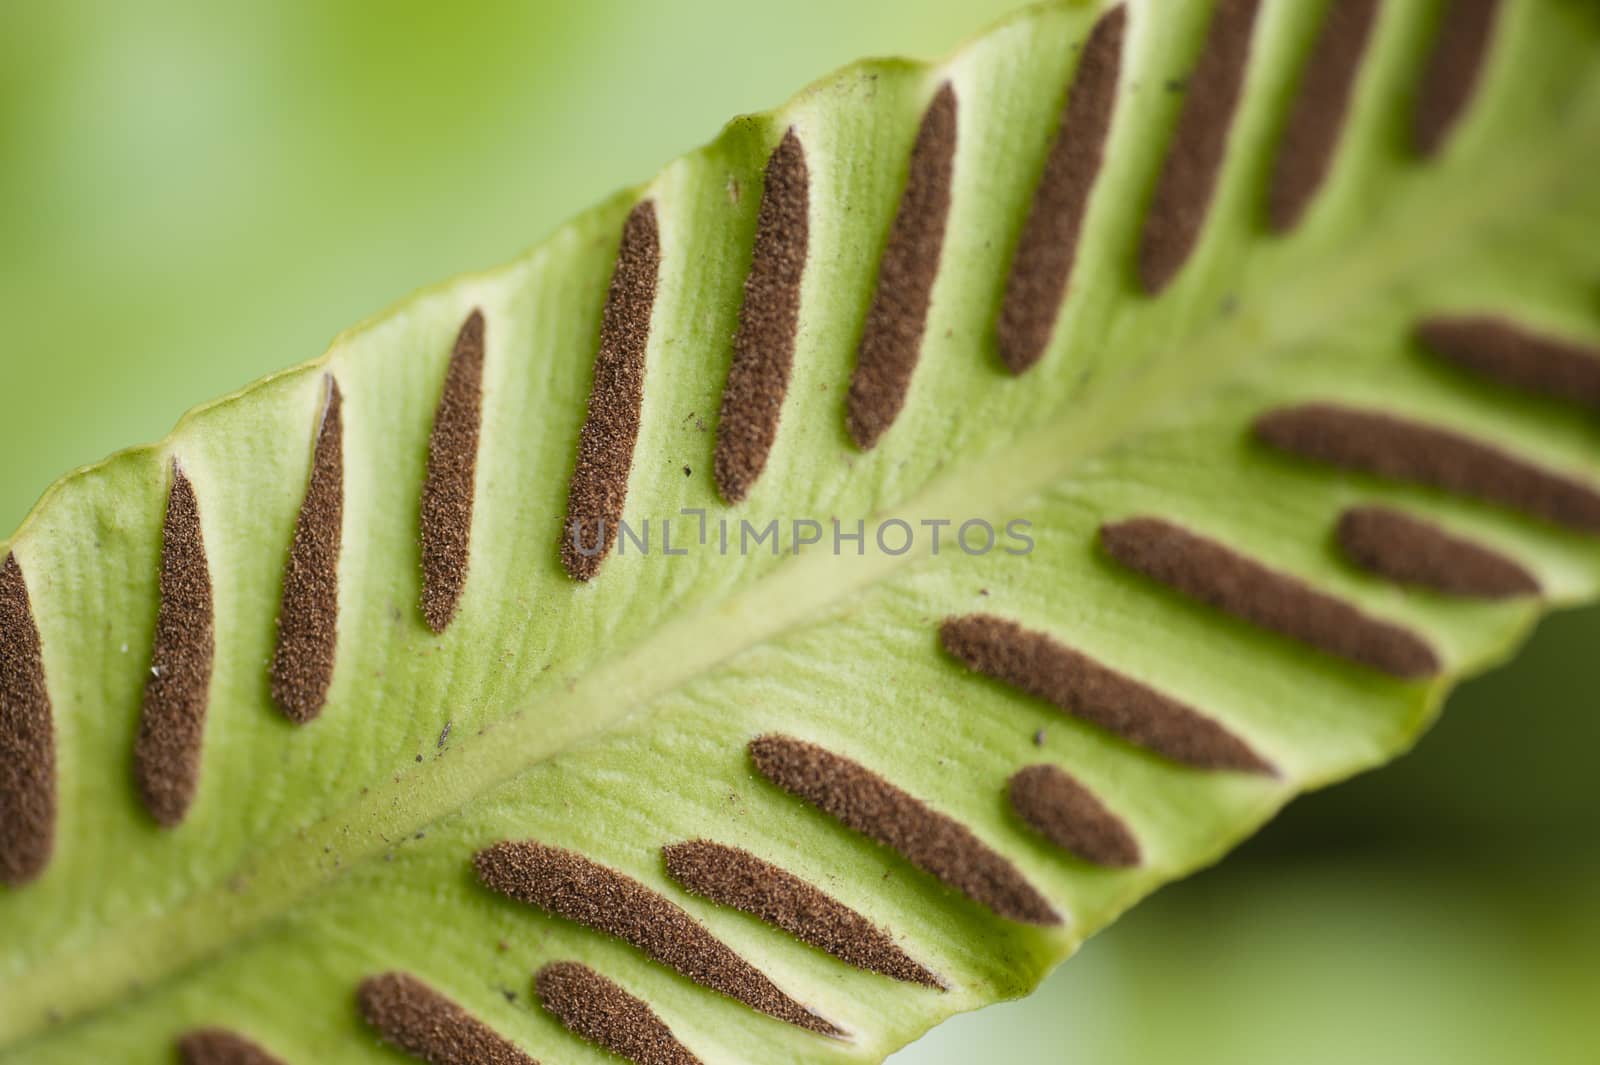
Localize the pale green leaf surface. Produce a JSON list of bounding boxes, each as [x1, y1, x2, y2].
[[2, 0, 1599, 1061]]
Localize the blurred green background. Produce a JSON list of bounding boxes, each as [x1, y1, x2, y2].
[[2, 2, 1594, 1061]]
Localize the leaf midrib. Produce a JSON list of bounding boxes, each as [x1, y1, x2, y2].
[[4, 92, 1592, 1053]]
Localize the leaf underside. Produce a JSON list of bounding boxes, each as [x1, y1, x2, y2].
[[2, 0, 1599, 1062]]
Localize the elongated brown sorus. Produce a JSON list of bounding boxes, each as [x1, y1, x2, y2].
[[357, 972, 537, 1065], [846, 83, 958, 449], [664, 839, 944, 988], [747, 734, 1061, 926], [420, 310, 486, 633], [1255, 403, 1600, 534], [940, 613, 1273, 773], [1417, 316, 1600, 410], [270, 375, 343, 723], [1414, 0, 1501, 157], [1267, 0, 1380, 231], [1008, 764, 1142, 868], [536, 962, 701, 1065], [178, 1028, 288, 1065], [563, 201, 660, 580], [1138, 0, 1262, 294], [474, 840, 841, 1036], [1337, 505, 1540, 598], [134, 463, 216, 828], [715, 129, 810, 503], [0, 552, 55, 885], [1100, 516, 1441, 679], [996, 5, 1125, 373]]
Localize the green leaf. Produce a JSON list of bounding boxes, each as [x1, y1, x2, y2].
[[3, 0, 1598, 1062]]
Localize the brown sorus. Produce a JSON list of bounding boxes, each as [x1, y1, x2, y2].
[[846, 83, 958, 449], [996, 5, 1126, 373], [475, 840, 841, 1036], [941, 613, 1274, 773], [271, 375, 344, 722], [747, 734, 1061, 926], [664, 839, 944, 988], [1138, 0, 1262, 293], [536, 961, 702, 1065], [1414, 0, 1502, 157], [1009, 764, 1142, 868], [1256, 402, 1600, 535], [134, 464, 216, 828], [357, 971, 537, 1065], [715, 129, 810, 503], [1417, 316, 1600, 411], [420, 310, 487, 633], [563, 202, 660, 580], [177, 1028, 288, 1065], [1337, 505, 1540, 599], [0, 552, 54, 885], [1267, 0, 1380, 231], [1100, 516, 1442, 679]]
